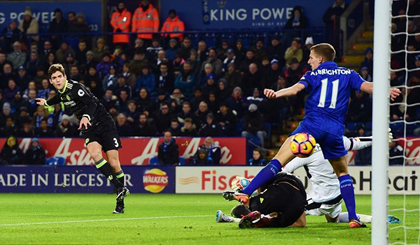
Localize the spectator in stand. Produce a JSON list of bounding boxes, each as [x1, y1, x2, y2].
[[158, 130, 179, 165], [26, 89, 38, 116], [233, 39, 246, 65], [166, 39, 179, 62], [26, 51, 42, 78], [92, 38, 109, 63], [355, 126, 372, 165], [174, 62, 196, 97], [125, 100, 139, 125], [193, 137, 221, 165], [37, 78, 51, 99], [111, 1, 131, 50], [177, 101, 196, 125], [19, 6, 39, 43], [302, 37, 315, 66], [82, 51, 98, 74], [178, 37, 193, 60], [263, 59, 283, 88], [1, 20, 21, 53], [67, 11, 76, 29], [113, 75, 131, 99], [122, 63, 137, 90], [226, 86, 245, 119], [0, 117, 17, 137], [186, 49, 200, 76], [360, 47, 374, 77], [323, 0, 347, 54], [239, 49, 257, 74], [156, 62, 174, 94], [17, 120, 34, 137], [55, 41, 75, 63], [168, 118, 181, 136], [171, 54, 185, 76], [24, 138, 46, 165], [267, 37, 286, 68], [242, 104, 267, 148], [200, 48, 222, 78], [389, 137, 404, 165], [223, 63, 242, 89], [133, 113, 158, 136], [68, 12, 90, 41], [100, 88, 117, 112], [0, 103, 14, 128], [169, 88, 185, 111], [149, 49, 167, 74], [7, 41, 26, 69], [39, 40, 54, 62], [132, 0, 159, 45], [198, 113, 222, 137], [201, 73, 218, 97], [75, 39, 88, 66], [115, 89, 130, 113], [85, 66, 101, 88], [180, 117, 198, 136], [216, 103, 236, 136], [254, 39, 268, 62], [135, 66, 155, 94], [43, 52, 58, 73], [48, 8, 68, 48], [161, 9, 185, 43], [248, 148, 267, 166], [115, 113, 133, 136], [206, 91, 219, 114], [347, 91, 372, 123], [197, 40, 209, 63], [16, 107, 32, 128], [221, 49, 236, 75], [0, 63, 17, 90], [128, 50, 149, 77], [190, 148, 213, 165], [102, 65, 118, 90], [284, 38, 303, 67], [135, 87, 155, 113], [189, 87, 204, 111], [3, 78, 21, 103], [54, 114, 76, 137], [146, 38, 164, 62], [216, 78, 230, 102], [0, 135, 23, 165], [217, 40, 230, 61], [69, 65, 84, 82], [245, 88, 266, 112], [35, 118, 54, 137], [241, 63, 263, 96], [96, 53, 114, 79], [63, 53, 78, 76], [360, 66, 372, 82], [11, 92, 26, 116], [0, 52, 9, 75], [154, 102, 173, 135], [194, 101, 210, 127], [283, 6, 307, 46]]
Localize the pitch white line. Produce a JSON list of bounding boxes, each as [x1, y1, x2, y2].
[[0, 215, 214, 227]]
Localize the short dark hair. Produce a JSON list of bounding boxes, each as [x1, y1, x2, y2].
[[48, 64, 66, 79]]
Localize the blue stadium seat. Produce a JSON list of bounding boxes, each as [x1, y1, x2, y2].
[[47, 156, 66, 166], [179, 157, 186, 165], [149, 157, 160, 165]]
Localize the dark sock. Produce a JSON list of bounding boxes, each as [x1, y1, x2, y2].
[[338, 174, 358, 221], [95, 158, 123, 188], [242, 159, 282, 195], [116, 170, 125, 187]]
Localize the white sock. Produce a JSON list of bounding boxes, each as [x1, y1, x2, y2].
[[338, 212, 372, 223]]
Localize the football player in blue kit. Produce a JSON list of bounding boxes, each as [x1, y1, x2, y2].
[[224, 43, 401, 228]]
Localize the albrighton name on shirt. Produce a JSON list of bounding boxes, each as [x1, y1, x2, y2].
[[311, 69, 351, 76]]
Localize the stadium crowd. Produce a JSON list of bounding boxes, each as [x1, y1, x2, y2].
[[0, 0, 419, 165]]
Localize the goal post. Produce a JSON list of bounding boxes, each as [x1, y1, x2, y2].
[[371, 0, 392, 244]]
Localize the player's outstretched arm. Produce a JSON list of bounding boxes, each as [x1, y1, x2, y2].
[[264, 83, 305, 99]]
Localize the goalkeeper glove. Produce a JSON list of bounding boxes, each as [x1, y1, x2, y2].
[[231, 176, 251, 191]]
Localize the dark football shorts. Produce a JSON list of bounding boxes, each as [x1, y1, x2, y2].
[[249, 176, 307, 227], [83, 119, 122, 152]]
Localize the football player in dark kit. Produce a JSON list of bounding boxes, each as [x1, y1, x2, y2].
[[36, 64, 129, 214], [223, 172, 307, 228]]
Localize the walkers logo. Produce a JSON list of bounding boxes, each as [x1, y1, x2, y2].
[[143, 168, 169, 193]]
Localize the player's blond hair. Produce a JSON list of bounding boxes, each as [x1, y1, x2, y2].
[[310, 43, 336, 62], [48, 64, 66, 79]]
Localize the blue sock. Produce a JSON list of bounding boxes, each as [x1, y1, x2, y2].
[[242, 159, 282, 195], [338, 174, 358, 221]]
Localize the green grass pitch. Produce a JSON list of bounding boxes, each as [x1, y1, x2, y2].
[[0, 194, 418, 244]]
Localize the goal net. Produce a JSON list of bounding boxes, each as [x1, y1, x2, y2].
[[373, 0, 420, 244]]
